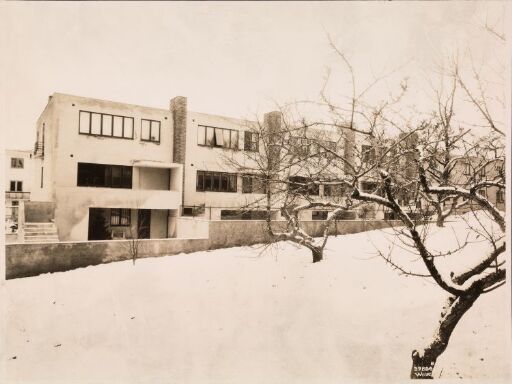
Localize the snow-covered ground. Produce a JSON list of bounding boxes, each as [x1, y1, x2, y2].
[[2, 214, 510, 383]]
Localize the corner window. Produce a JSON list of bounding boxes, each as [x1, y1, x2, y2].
[[11, 158, 24, 168], [141, 119, 161, 143]]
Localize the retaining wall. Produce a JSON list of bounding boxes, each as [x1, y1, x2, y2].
[[6, 219, 401, 280]]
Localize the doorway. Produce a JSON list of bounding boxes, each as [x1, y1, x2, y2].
[[137, 209, 151, 239]]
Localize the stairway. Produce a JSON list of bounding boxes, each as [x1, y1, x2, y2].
[[24, 222, 59, 243]]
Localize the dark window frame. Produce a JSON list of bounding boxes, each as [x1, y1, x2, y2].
[[244, 131, 259, 152], [496, 189, 505, 203], [77, 162, 133, 189], [196, 170, 237, 193], [242, 174, 266, 194], [288, 176, 319, 196], [9, 181, 23, 192], [197, 125, 239, 150], [78, 110, 134, 140], [141, 119, 161, 144], [312, 210, 329, 220], [11, 158, 24, 168]]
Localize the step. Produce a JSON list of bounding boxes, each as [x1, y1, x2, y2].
[[25, 237, 59, 241], [24, 229, 58, 235], [25, 222, 55, 227]]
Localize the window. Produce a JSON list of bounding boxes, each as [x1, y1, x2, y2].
[[110, 208, 131, 226], [12, 201, 19, 206], [288, 176, 319, 196], [197, 125, 238, 149], [141, 119, 161, 143], [196, 171, 237, 192], [477, 188, 487, 198], [9, 181, 23, 192], [79, 110, 134, 139], [362, 145, 376, 163], [463, 162, 471, 175], [496, 189, 504, 203], [242, 174, 266, 194], [11, 158, 24, 168], [312, 211, 329, 220], [221, 210, 268, 220], [244, 131, 259, 152], [77, 163, 132, 188], [324, 184, 345, 197], [289, 137, 336, 157], [360, 181, 379, 194]]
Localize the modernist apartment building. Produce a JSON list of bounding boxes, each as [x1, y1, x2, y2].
[[27, 93, 359, 241], [31, 94, 183, 241], [24, 92, 504, 242]]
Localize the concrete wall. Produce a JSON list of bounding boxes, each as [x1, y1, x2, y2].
[[5, 219, 402, 279], [176, 217, 210, 238], [24, 201, 55, 223]]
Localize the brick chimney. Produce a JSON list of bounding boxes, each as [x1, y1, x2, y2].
[[264, 111, 283, 172], [170, 96, 187, 164]]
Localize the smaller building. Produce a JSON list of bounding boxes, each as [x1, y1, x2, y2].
[[5, 149, 34, 235]]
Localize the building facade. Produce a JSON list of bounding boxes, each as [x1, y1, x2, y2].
[[22, 92, 504, 243], [31, 93, 183, 241], [5, 149, 34, 233]]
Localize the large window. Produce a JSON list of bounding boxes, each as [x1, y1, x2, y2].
[[197, 125, 238, 150], [11, 158, 24, 168], [141, 119, 161, 143], [9, 181, 23, 192], [242, 174, 266, 194], [289, 137, 336, 157], [196, 171, 237, 192], [77, 163, 132, 189], [79, 111, 134, 139], [288, 176, 319, 196], [244, 131, 259, 152], [110, 208, 131, 226]]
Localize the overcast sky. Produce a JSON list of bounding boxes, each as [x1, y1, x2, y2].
[[0, 1, 508, 150]]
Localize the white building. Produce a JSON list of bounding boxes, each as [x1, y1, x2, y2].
[[25, 92, 360, 242]]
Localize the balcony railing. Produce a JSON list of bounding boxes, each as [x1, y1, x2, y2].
[[34, 141, 44, 157], [5, 191, 30, 200]]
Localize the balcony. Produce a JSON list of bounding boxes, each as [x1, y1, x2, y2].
[[34, 141, 44, 158], [56, 186, 182, 210], [5, 191, 30, 200]]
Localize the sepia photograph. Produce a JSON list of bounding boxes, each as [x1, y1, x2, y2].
[[1, 1, 510, 382]]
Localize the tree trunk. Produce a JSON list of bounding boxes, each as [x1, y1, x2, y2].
[[410, 288, 482, 379], [312, 247, 323, 263], [435, 205, 445, 227]]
